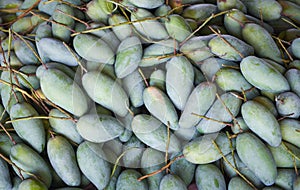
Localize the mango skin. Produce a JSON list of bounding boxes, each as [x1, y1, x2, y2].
[[115, 36, 142, 78], [116, 169, 148, 190], [73, 34, 115, 64], [77, 141, 111, 189], [165, 14, 191, 42], [236, 133, 277, 186], [183, 132, 233, 164], [37, 37, 79, 66], [47, 136, 81, 186], [10, 102, 46, 153], [166, 56, 194, 110], [37, 67, 89, 117], [196, 93, 242, 133], [242, 0, 282, 21], [195, 164, 226, 190], [143, 86, 179, 130], [82, 71, 129, 117], [268, 142, 300, 168], [18, 178, 47, 190], [141, 148, 165, 190], [240, 56, 290, 93], [159, 174, 187, 190], [215, 68, 252, 92], [228, 177, 253, 190], [49, 109, 83, 144], [279, 118, 300, 148], [132, 114, 181, 153], [242, 24, 282, 63], [208, 34, 254, 61], [0, 158, 12, 190], [179, 82, 216, 129], [241, 100, 282, 147], [285, 68, 300, 97], [76, 114, 124, 143], [291, 38, 300, 59], [10, 143, 52, 187], [275, 92, 300, 118]]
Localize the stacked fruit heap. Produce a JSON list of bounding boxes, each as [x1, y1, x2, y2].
[[0, 0, 300, 189]]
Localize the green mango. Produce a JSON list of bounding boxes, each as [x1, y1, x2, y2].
[[170, 154, 196, 186], [128, 0, 164, 9], [291, 38, 300, 59], [217, 0, 247, 12], [279, 118, 300, 148], [242, 23, 282, 63], [37, 38, 79, 66], [215, 68, 252, 92], [17, 65, 40, 89], [88, 22, 120, 52], [122, 135, 145, 168], [224, 9, 247, 39], [274, 169, 296, 190], [278, 0, 300, 25], [131, 8, 168, 41], [18, 178, 47, 190], [240, 56, 290, 93], [241, 100, 282, 147], [77, 114, 124, 143], [47, 136, 81, 186], [182, 4, 217, 21], [116, 169, 148, 190], [183, 132, 233, 164], [285, 69, 300, 97], [197, 93, 242, 133], [208, 34, 254, 61], [159, 174, 187, 190], [10, 143, 52, 187], [52, 4, 75, 42], [73, 34, 114, 64], [82, 71, 129, 116], [195, 164, 226, 190], [179, 82, 216, 129], [241, 0, 282, 21], [231, 117, 250, 134], [115, 36, 142, 78], [236, 133, 277, 186], [199, 57, 238, 81], [165, 14, 192, 42], [228, 177, 253, 190], [0, 158, 12, 190], [49, 109, 83, 144], [166, 56, 194, 110], [14, 38, 39, 65], [141, 148, 165, 190], [143, 86, 179, 130], [10, 102, 45, 153], [132, 114, 181, 153], [253, 96, 278, 117], [179, 35, 213, 63], [108, 14, 133, 41], [268, 142, 300, 168], [77, 141, 111, 189], [37, 67, 89, 117], [149, 69, 166, 91], [140, 39, 178, 67], [0, 133, 22, 157], [275, 92, 300, 118]]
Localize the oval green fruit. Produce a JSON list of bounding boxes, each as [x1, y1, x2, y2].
[[240, 56, 290, 93], [236, 133, 277, 186], [241, 100, 282, 147]]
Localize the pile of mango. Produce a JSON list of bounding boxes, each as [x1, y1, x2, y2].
[[0, 0, 300, 189]]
